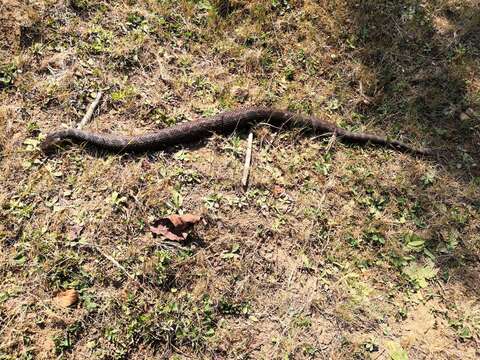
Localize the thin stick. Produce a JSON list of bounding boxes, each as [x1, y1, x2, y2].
[[241, 132, 254, 189], [325, 132, 337, 153], [77, 91, 103, 129], [85, 243, 137, 282]]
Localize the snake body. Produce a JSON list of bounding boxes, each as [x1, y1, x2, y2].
[[41, 107, 432, 155]]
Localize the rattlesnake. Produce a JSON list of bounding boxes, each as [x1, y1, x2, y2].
[[41, 107, 432, 155]]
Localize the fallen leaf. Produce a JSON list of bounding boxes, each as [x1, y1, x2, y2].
[[403, 260, 438, 289], [385, 340, 408, 360], [272, 185, 284, 197], [67, 224, 84, 241], [54, 289, 79, 308], [151, 223, 183, 241], [150, 214, 201, 241]]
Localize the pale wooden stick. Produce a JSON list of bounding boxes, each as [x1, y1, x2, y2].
[[77, 91, 103, 129], [325, 132, 337, 153], [242, 132, 254, 189], [85, 243, 136, 282]]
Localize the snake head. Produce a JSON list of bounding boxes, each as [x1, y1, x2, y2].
[[40, 130, 70, 153]]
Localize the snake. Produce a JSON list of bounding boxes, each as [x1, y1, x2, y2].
[[40, 107, 432, 155]]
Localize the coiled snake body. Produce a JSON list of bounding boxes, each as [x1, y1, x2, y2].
[[41, 107, 432, 155]]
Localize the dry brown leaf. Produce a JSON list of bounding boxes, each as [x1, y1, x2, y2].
[[272, 185, 284, 197], [150, 214, 201, 241], [67, 224, 84, 241], [54, 289, 79, 308]]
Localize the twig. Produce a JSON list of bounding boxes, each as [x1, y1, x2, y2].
[[325, 132, 337, 154], [157, 240, 189, 252], [242, 132, 254, 189], [85, 243, 136, 282], [77, 91, 103, 129]]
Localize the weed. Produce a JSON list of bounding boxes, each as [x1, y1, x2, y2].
[[110, 86, 137, 102], [0, 63, 17, 89]]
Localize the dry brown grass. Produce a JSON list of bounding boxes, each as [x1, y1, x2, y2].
[[1, 0, 479, 359]]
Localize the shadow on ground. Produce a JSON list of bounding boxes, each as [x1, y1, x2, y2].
[[343, 0, 480, 296], [344, 0, 479, 177]]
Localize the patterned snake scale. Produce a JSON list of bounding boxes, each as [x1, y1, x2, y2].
[[41, 107, 432, 155]]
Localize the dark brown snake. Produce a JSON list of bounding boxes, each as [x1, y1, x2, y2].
[[40, 107, 432, 155]]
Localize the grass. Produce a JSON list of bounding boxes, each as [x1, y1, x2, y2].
[[1, 0, 479, 359]]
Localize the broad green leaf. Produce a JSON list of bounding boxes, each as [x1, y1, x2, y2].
[[404, 233, 425, 252], [385, 341, 408, 360], [403, 261, 438, 289]]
